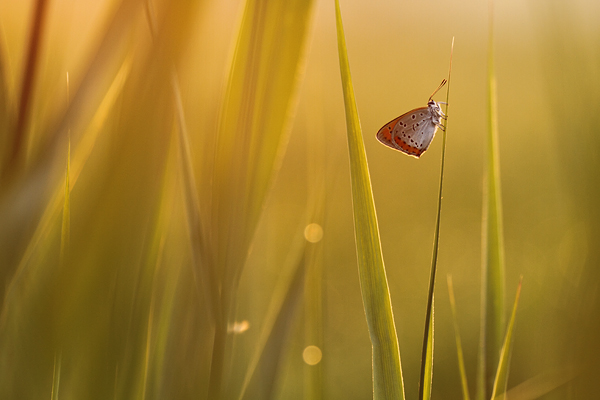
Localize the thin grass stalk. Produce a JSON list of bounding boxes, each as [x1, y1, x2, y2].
[[490, 278, 522, 400], [59, 139, 70, 267], [447, 275, 471, 400], [335, 1, 404, 398], [51, 354, 61, 400], [478, 0, 506, 398], [418, 38, 454, 400]]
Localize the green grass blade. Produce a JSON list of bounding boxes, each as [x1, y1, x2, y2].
[[490, 278, 522, 400], [51, 353, 61, 400], [478, 0, 506, 398], [448, 275, 471, 400], [421, 297, 434, 400], [335, 1, 404, 398]]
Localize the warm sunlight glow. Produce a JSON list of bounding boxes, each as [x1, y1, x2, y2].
[[228, 320, 250, 334]]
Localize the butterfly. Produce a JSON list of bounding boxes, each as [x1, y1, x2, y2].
[[376, 79, 447, 158]]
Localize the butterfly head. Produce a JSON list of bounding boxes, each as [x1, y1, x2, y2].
[[428, 100, 444, 119]]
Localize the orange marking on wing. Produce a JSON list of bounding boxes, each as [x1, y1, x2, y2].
[[376, 117, 401, 146], [394, 136, 423, 157]]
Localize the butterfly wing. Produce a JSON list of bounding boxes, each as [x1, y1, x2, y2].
[[376, 106, 439, 158]]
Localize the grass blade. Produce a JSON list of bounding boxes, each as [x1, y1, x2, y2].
[[419, 37, 453, 400], [208, 0, 315, 396], [237, 233, 307, 400], [448, 275, 471, 400], [59, 139, 70, 267], [478, 0, 506, 398], [490, 278, 522, 400], [51, 353, 61, 400], [0, 56, 132, 320], [335, 1, 404, 398], [7, 0, 50, 174], [421, 297, 434, 400]]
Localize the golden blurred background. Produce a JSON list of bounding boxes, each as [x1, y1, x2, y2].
[[0, 0, 598, 399]]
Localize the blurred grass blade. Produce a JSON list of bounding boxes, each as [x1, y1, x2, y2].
[[7, 0, 49, 174], [59, 140, 70, 266], [448, 275, 471, 400], [478, 0, 506, 398], [0, 56, 132, 320], [500, 367, 577, 400], [0, 31, 12, 167], [421, 297, 434, 400], [209, 0, 315, 397], [490, 278, 522, 400], [51, 353, 61, 400], [212, 0, 316, 276], [335, 1, 404, 398], [171, 72, 219, 326], [237, 232, 307, 400]]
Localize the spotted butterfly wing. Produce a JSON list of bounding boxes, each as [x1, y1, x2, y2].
[[376, 105, 440, 158], [376, 80, 447, 158]]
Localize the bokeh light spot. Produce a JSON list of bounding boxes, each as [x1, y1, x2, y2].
[[304, 223, 323, 243], [302, 345, 322, 365]]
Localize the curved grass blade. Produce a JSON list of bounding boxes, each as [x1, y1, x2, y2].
[[478, 0, 506, 398], [448, 275, 471, 400], [490, 278, 522, 400], [335, 1, 404, 398]]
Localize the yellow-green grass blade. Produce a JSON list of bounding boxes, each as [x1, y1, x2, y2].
[[171, 72, 219, 327], [0, 57, 132, 320], [421, 297, 434, 400], [490, 278, 522, 400], [141, 0, 217, 327], [500, 367, 577, 399], [209, 0, 315, 397], [0, 0, 144, 311], [448, 275, 471, 400], [237, 230, 307, 400], [211, 0, 315, 287], [335, 1, 404, 398], [51, 353, 61, 400], [478, 0, 506, 398]]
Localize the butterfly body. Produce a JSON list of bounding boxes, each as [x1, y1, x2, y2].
[[376, 80, 447, 158]]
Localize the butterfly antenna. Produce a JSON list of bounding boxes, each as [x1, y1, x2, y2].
[[429, 79, 447, 101]]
